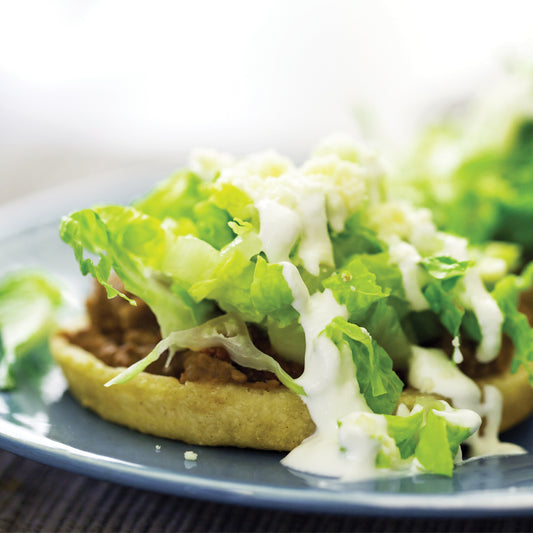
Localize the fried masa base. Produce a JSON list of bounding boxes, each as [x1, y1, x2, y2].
[[50, 333, 533, 451], [50, 334, 315, 451]]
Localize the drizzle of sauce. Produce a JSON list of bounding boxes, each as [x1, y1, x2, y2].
[[216, 150, 370, 276], [452, 336, 463, 364], [387, 238, 428, 311], [408, 346, 524, 456], [280, 262, 377, 478], [459, 270, 504, 363], [256, 199, 300, 264]]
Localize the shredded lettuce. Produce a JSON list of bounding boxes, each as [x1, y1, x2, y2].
[[338, 401, 479, 476], [60, 206, 213, 337], [106, 313, 304, 395], [384, 409, 424, 460], [419, 256, 471, 338], [250, 257, 299, 327], [323, 253, 411, 366], [492, 262, 533, 380], [331, 212, 386, 267], [384, 403, 477, 477], [414, 409, 473, 477], [325, 317, 403, 415], [61, 205, 301, 334], [134, 170, 234, 249], [399, 75, 533, 264], [0, 271, 62, 389]]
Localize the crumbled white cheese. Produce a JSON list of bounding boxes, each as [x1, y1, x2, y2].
[[184, 450, 198, 461]]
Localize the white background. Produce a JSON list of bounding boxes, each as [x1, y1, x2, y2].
[[1, 0, 533, 203]]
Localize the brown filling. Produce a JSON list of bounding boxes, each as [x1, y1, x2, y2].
[[64, 281, 303, 390], [64, 279, 533, 390]]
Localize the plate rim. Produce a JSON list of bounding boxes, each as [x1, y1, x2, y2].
[[2, 416, 533, 518]]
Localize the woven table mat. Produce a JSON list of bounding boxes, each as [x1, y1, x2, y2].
[[1, 449, 533, 533]]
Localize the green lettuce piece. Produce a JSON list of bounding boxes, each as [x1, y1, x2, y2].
[[415, 410, 471, 477], [491, 262, 533, 380], [61, 205, 301, 338], [384, 409, 424, 459], [414, 409, 453, 476], [420, 256, 472, 282], [250, 257, 299, 327], [184, 223, 268, 323], [106, 313, 304, 395], [188, 251, 298, 326], [323, 253, 411, 365], [266, 318, 305, 363], [134, 170, 234, 249], [422, 283, 464, 339], [188, 247, 261, 321], [60, 206, 213, 336], [324, 257, 390, 313], [382, 403, 476, 476], [404, 116, 533, 263], [419, 256, 471, 338], [134, 170, 207, 220], [193, 200, 234, 249], [210, 182, 257, 223], [331, 212, 385, 268], [445, 419, 473, 459], [0, 271, 62, 389], [182, 223, 298, 327], [324, 317, 403, 415]]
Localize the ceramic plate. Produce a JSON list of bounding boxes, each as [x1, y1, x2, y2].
[[2, 170, 533, 517]]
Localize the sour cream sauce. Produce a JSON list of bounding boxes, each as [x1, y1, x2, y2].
[[280, 262, 382, 479], [408, 347, 524, 456], [243, 179, 335, 276]]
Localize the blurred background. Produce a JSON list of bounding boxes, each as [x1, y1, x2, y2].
[[2, 0, 533, 204]]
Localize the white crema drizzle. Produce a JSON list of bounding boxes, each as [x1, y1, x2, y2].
[[408, 347, 524, 456], [280, 262, 382, 479], [216, 147, 371, 276], [459, 271, 504, 363]]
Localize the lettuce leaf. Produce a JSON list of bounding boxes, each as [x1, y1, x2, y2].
[[250, 257, 299, 327], [491, 262, 533, 380], [404, 116, 533, 263], [184, 225, 295, 326], [419, 256, 471, 339], [188, 247, 261, 321], [106, 313, 304, 395], [134, 170, 234, 249], [61, 205, 300, 337], [324, 317, 403, 415], [331, 212, 385, 268], [60, 206, 213, 336], [384, 404, 475, 477], [134, 170, 207, 221], [414, 409, 472, 477], [323, 253, 411, 365], [210, 182, 257, 223], [384, 409, 424, 460], [0, 271, 63, 389]]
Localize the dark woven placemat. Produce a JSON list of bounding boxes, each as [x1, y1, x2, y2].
[[1, 449, 533, 533]]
